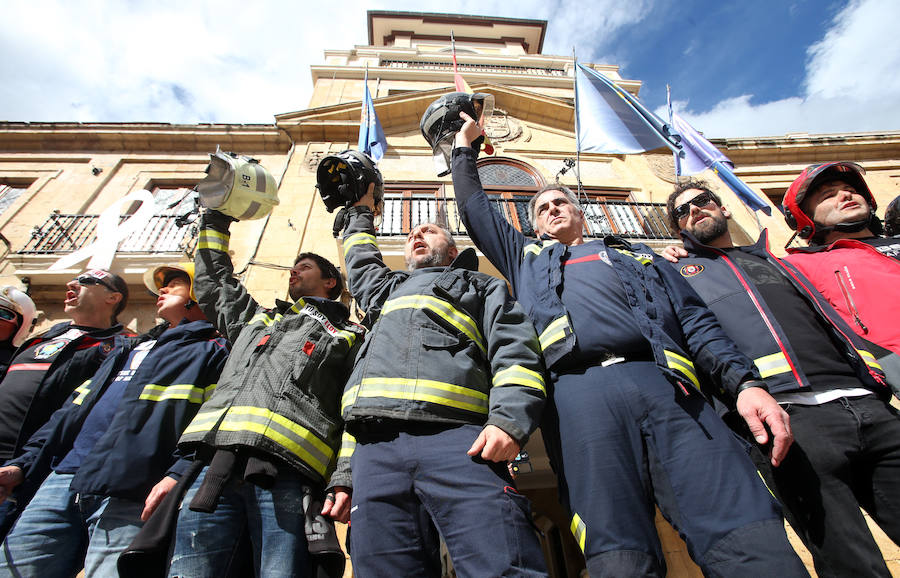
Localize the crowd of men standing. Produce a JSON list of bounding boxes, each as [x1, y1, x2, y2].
[[0, 112, 896, 578]]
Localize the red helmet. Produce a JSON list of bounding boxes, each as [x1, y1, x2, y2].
[[783, 161, 877, 241]]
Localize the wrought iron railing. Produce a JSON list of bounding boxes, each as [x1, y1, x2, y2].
[[381, 60, 566, 77], [19, 213, 197, 255], [378, 196, 677, 241]]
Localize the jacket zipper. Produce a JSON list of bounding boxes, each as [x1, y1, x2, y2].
[[833, 269, 868, 334], [713, 248, 805, 389]]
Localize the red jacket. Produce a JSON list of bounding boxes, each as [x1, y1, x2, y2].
[[786, 238, 900, 355]]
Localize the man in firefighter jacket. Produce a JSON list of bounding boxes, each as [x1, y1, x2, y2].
[[0, 269, 130, 539], [338, 193, 549, 577], [0, 263, 228, 578], [170, 209, 364, 577], [781, 162, 900, 396], [451, 114, 807, 578], [665, 181, 900, 578]]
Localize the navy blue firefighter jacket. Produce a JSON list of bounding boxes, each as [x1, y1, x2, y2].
[[6, 319, 229, 503]]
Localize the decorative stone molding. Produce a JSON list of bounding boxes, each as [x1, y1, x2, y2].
[[646, 153, 678, 183], [484, 109, 524, 143]]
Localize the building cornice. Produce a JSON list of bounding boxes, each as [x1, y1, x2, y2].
[[0, 122, 291, 153], [276, 82, 578, 142], [715, 131, 900, 165], [367, 11, 546, 53]]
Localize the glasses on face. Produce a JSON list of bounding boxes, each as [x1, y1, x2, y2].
[[0, 308, 17, 322], [73, 276, 117, 292], [673, 191, 716, 222]]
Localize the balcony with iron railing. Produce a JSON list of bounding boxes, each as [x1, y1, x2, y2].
[[378, 194, 676, 241], [10, 212, 198, 284], [19, 212, 197, 255], [369, 194, 677, 274]]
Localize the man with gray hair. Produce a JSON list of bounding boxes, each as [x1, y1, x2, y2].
[[451, 113, 806, 578], [335, 188, 549, 577]]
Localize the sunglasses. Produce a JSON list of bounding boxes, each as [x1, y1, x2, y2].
[[0, 308, 17, 322], [74, 276, 118, 292], [673, 191, 717, 222]]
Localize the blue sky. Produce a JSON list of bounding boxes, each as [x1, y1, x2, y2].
[[3, 0, 898, 138], [602, 1, 838, 112]]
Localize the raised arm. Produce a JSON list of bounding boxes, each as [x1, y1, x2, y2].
[[194, 210, 261, 342], [450, 114, 528, 291]]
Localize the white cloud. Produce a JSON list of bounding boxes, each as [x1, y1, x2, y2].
[[0, 0, 650, 124], [673, 0, 900, 137]]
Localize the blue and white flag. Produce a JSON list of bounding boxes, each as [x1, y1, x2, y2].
[[671, 110, 771, 215], [575, 62, 676, 154], [358, 70, 387, 162], [670, 110, 731, 176]]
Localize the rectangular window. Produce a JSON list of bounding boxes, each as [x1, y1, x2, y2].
[[0, 183, 29, 217]]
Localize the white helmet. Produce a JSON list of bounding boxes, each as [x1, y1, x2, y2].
[[196, 148, 279, 221], [0, 286, 36, 347]]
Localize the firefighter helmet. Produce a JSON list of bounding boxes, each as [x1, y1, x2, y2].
[[0, 286, 36, 347], [420, 92, 494, 176], [143, 262, 197, 303], [196, 149, 279, 221], [315, 150, 384, 213], [783, 162, 880, 242]]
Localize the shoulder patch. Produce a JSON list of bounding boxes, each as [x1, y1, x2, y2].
[[34, 340, 67, 360], [680, 264, 705, 278]]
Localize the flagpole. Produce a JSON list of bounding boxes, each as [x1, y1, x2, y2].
[[573, 48, 584, 198], [667, 84, 680, 183]]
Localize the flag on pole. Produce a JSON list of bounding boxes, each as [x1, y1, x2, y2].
[[451, 31, 494, 154], [575, 62, 678, 154], [358, 69, 387, 162], [669, 110, 771, 215], [669, 110, 730, 176]]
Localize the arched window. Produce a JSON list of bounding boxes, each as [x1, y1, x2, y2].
[[475, 158, 544, 236]]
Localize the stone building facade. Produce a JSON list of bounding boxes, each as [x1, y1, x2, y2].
[[0, 10, 898, 577]]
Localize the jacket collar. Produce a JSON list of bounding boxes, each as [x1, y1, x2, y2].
[[276, 296, 351, 323], [679, 228, 769, 256], [786, 235, 883, 254]]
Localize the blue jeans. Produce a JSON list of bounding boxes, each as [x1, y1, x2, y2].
[[168, 466, 311, 578], [0, 471, 144, 578]]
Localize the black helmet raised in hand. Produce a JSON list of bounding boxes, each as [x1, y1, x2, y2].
[[420, 92, 494, 176], [315, 150, 384, 213]]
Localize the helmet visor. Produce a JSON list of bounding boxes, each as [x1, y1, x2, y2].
[[432, 134, 455, 177], [472, 94, 495, 127], [196, 153, 235, 210]]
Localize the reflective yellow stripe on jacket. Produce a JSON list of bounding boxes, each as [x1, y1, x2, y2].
[[616, 248, 653, 265], [184, 406, 335, 477], [382, 295, 486, 354], [338, 432, 356, 460], [342, 378, 489, 415], [539, 315, 570, 352], [857, 348, 883, 371], [522, 239, 557, 259], [344, 232, 378, 250], [570, 513, 587, 552], [198, 229, 229, 252], [754, 352, 792, 379], [139, 383, 217, 404], [492, 365, 546, 395], [248, 311, 284, 327], [72, 380, 91, 405], [664, 350, 700, 391]]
